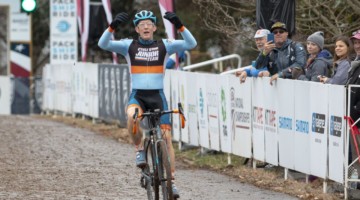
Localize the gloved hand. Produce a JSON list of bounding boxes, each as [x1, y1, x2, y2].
[[164, 12, 183, 29], [110, 12, 129, 29]]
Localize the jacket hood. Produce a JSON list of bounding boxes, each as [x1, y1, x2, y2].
[[316, 49, 333, 65]]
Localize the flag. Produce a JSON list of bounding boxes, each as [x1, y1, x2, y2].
[[158, 0, 180, 69], [101, 0, 118, 64], [77, 0, 90, 62]]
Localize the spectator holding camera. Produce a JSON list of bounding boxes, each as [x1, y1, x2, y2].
[[255, 21, 306, 85]]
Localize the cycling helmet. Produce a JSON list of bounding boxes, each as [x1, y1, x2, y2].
[[133, 10, 157, 26]]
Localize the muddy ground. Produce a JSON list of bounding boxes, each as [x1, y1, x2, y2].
[[0, 115, 347, 199]]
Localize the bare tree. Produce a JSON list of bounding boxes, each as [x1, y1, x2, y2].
[[192, 0, 360, 60]]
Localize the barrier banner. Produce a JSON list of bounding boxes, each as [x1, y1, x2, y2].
[[196, 73, 210, 148], [98, 64, 130, 127], [178, 71, 189, 143], [72, 63, 86, 114], [32, 77, 43, 114], [252, 78, 265, 161], [229, 76, 252, 157], [263, 78, 279, 165], [79, 62, 99, 118], [0, 76, 11, 115], [218, 75, 232, 153], [54, 64, 72, 113], [11, 77, 29, 114], [170, 70, 180, 141], [277, 79, 295, 169], [42, 64, 55, 111], [294, 81, 311, 174], [310, 82, 328, 178], [328, 85, 345, 183], [206, 74, 220, 151], [186, 72, 199, 146]]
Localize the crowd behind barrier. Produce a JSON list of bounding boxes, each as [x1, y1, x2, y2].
[[1, 62, 356, 193]]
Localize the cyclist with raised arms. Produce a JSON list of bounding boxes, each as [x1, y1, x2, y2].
[[98, 10, 197, 198]]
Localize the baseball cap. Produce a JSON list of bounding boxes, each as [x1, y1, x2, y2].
[[254, 29, 270, 39], [271, 22, 287, 32], [351, 30, 360, 40]]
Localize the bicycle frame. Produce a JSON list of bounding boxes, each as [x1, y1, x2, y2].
[[134, 103, 185, 200]]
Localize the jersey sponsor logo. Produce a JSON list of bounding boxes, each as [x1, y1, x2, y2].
[[135, 47, 159, 61]]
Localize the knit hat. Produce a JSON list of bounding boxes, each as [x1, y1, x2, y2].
[[254, 29, 270, 39], [351, 30, 360, 40], [307, 31, 324, 50]]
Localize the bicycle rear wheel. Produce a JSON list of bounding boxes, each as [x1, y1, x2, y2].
[[157, 141, 173, 200]]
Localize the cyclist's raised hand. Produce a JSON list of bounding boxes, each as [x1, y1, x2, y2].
[[110, 12, 129, 29], [164, 12, 183, 29]]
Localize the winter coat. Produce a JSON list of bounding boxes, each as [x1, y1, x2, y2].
[[346, 61, 360, 121], [298, 49, 333, 82], [255, 39, 306, 78], [326, 59, 350, 85]]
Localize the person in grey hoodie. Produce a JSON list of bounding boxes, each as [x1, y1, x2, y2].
[[298, 31, 333, 82], [319, 36, 352, 85]]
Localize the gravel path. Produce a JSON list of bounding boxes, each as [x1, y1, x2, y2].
[[0, 115, 298, 200]]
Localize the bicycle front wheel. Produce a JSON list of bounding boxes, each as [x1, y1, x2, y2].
[[157, 141, 173, 200]]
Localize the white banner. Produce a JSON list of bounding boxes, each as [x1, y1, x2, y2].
[[294, 81, 311, 174], [42, 64, 55, 111], [170, 70, 180, 141], [328, 85, 345, 183], [50, 0, 77, 64], [263, 78, 278, 165], [206, 74, 220, 151], [196, 73, 210, 148], [178, 71, 189, 143], [277, 79, 295, 169], [218, 75, 232, 153], [10, 13, 30, 41], [84, 63, 99, 118], [310, 82, 328, 178], [252, 78, 265, 161], [230, 76, 252, 157], [54, 64, 72, 113], [0, 76, 11, 115], [186, 72, 199, 146]]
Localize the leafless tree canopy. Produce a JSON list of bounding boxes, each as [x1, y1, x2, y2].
[[193, 0, 360, 56]]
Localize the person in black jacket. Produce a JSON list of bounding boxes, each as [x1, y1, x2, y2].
[[347, 60, 360, 122]]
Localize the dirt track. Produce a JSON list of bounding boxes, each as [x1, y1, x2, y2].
[[0, 115, 298, 199]]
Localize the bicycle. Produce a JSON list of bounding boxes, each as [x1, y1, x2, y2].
[[132, 103, 186, 200]]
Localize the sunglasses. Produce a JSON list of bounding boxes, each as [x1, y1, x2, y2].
[[273, 30, 285, 34]]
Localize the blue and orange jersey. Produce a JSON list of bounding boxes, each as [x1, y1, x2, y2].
[[98, 28, 197, 90]]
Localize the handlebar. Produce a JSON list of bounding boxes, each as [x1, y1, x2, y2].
[[132, 103, 186, 134]]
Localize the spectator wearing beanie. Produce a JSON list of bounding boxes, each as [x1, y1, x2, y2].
[[298, 31, 333, 82]]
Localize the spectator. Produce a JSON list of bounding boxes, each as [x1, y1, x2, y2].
[[347, 60, 360, 123], [319, 36, 351, 85], [255, 21, 306, 85], [236, 29, 271, 83], [351, 30, 360, 61], [297, 31, 333, 82]]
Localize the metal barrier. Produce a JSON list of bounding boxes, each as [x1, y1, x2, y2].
[[183, 54, 242, 72]]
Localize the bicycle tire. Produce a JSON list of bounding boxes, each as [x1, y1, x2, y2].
[[157, 141, 173, 200], [148, 137, 160, 199], [143, 138, 154, 200]]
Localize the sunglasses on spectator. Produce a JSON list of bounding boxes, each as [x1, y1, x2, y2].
[[273, 30, 285, 34]]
